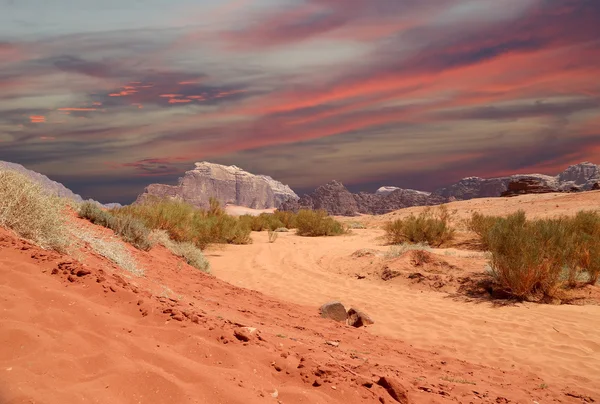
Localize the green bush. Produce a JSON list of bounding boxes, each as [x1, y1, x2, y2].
[[78, 201, 152, 251], [0, 170, 67, 251], [384, 206, 455, 247], [273, 210, 297, 229], [238, 213, 285, 232], [112, 197, 251, 249], [466, 211, 500, 249], [295, 209, 346, 237], [470, 210, 600, 299]]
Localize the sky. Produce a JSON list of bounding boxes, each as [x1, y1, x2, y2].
[[1, 0, 599, 203]]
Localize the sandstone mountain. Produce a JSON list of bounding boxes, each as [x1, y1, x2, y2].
[[281, 162, 600, 216], [279, 181, 449, 216], [136, 162, 298, 209], [432, 162, 600, 200]]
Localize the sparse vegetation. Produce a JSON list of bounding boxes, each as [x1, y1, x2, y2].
[[149, 230, 210, 273], [267, 229, 278, 243], [112, 197, 252, 249], [73, 227, 144, 276], [347, 221, 366, 229], [295, 209, 347, 237], [0, 170, 67, 251], [78, 201, 152, 250], [384, 206, 455, 247], [468, 210, 600, 300]]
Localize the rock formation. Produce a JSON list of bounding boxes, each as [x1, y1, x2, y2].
[[136, 162, 298, 209], [280, 181, 449, 216], [281, 162, 600, 216], [433, 162, 600, 200]]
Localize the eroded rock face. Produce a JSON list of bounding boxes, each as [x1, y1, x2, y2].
[[280, 181, 449, 216], [281, 162, 600, 216], [136, 162, 298, 209], [501, 178, 565, 197]]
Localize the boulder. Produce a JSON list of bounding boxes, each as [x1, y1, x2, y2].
[[136, 162, 298, 209], [347, 308, 374, 328], [319, 301, 347, 322]]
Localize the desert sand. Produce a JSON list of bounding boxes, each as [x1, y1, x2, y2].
[[1, 192, 599, 403]]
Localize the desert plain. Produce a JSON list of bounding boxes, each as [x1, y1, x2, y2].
[[1, 191, 599, 404]]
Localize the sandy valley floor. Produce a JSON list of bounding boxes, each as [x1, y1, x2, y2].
[[1, 192, 599, 403]]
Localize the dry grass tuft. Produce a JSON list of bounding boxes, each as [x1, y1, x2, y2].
[[149, 230, 210, 273], [0, 170, 68, 251], [73, 227, 144, 276]]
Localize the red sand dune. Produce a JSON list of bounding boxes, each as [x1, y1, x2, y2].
[[0, 210, 598, 403]]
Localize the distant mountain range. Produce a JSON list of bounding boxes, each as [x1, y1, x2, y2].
[[2, 160, 599, 215], [279, 162, 600, 215]]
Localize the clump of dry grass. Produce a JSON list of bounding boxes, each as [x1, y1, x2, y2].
[[78, 201, 152, 251], [295, 209, 347, 237], [0, 170, 67, 251], [468, 210, 600, 300], [148, 230, 210, 273], [384, 205, 455, 247], [73, 226, 144, 276], [112, 197, 251, 249], [267, 229, 278, 243]]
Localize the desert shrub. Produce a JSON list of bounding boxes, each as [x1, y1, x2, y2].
[[295, 209, 347, 236], [268, 229, 278, 243], [0, 170, 67, 251], [239, 213, 285, 232], [564, 211, 600, 285], [485, 212, 570, 298], [78, 201, 151, 251], [347, 221, 366, 229], [113, 198, 251, 249], [384, 206, 455, 247], [471, 210, 600, 295], [149, 230, 211, 273], [467, 211, 501, 249], [273, 210, 297, 229]]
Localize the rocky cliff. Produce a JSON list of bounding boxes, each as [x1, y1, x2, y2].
[[281, 162, 600, 216], [432, 162, 600, 200], [136, 162, 298, 209], [280, 181, 449, 216]]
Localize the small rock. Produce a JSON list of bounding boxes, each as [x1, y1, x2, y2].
[[376, 376, 410, 404], [326, 341, 340, 347], [233, 329, 252, 342], [109, 286, 117, 293], [51, 268, 59, 275], [319, 301, 347, 322], [67, 275, 76, 283], [76, 269, 92, 277], [172, 314, 185, 321], [271, 389, 278, 398], [347, 308, 374, 328]]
